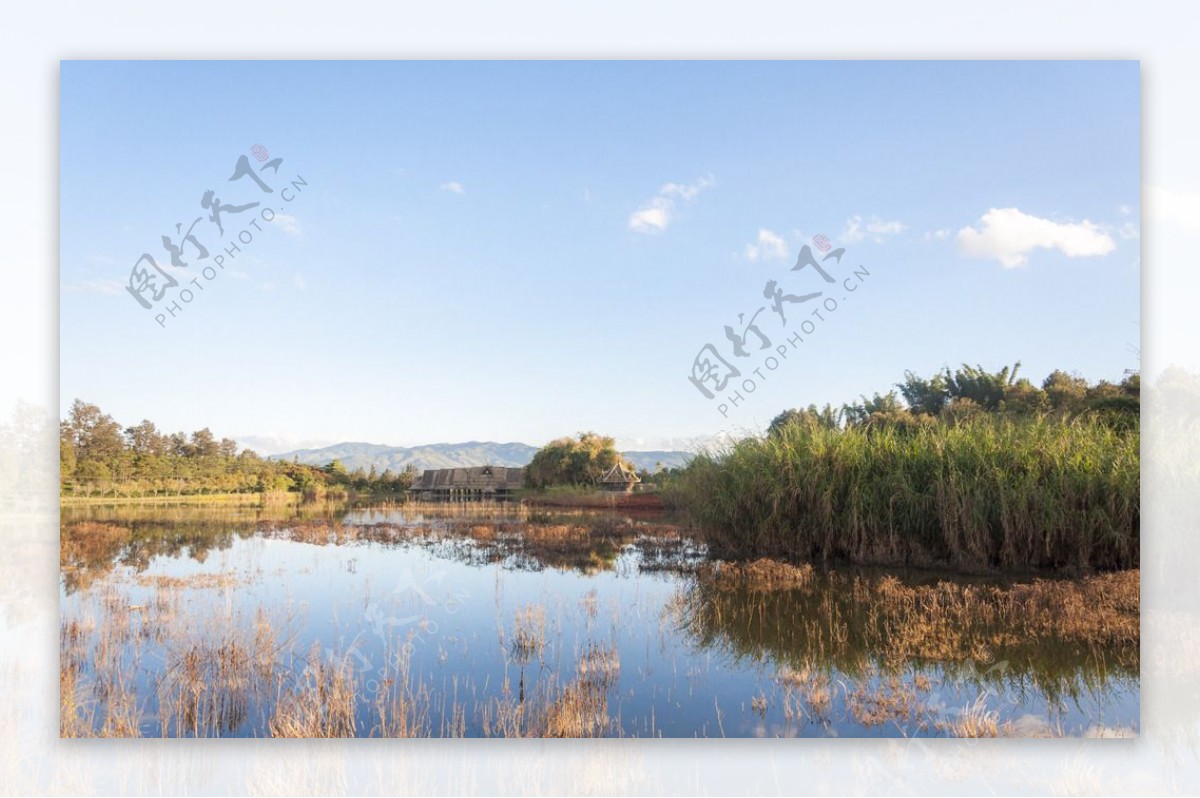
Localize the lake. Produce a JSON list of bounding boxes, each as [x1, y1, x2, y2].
[[59, 501, 1138, 738]]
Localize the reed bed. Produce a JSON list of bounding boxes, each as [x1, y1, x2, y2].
[[480, 643, 622, 738], [668, 415, 1138, 572], [66, 588, 439, 739]]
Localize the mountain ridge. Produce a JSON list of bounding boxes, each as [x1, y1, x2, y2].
[[270, 441, 692, 474]]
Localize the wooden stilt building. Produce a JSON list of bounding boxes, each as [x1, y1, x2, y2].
[[409, 465, 524, 501]]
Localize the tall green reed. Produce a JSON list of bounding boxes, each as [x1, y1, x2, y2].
[[667, 415, 1138, 572]]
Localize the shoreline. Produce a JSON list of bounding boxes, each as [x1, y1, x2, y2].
[[59, 492, 298, 507]]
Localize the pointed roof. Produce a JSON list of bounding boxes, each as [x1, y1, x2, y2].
[[600, 462, 640, 484]]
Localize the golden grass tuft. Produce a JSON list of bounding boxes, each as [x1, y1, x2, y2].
[[696, 559, 815, 591], [946, 696, 1002, 737], [847, 676, 919, 727], [269, 642, 358, 738], [135, 572, 239, 589], [510, 605, 547, 661]]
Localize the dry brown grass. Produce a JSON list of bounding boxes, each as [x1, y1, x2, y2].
[[684, 566, 1139, 679], [510, 605, 547, 661], [479, 677, 528, 738], [778, 664, 833, 723], [576, 643, 620, 688], [135, 573, 239, 589], [696, 559, 815, 591], [870, 569, 1139, 663], [307, 511, 684, 574], [538, 645, 622, 738], [60, 521, 130, 560], [159, 635, 255, 736], [847, 676, 919, 728], [365, 642, 434, 737], [539, 677, 612, 737], [60, 522, 131, 591], [269, 642, 358, 737], [946, 695, 1002, 737], [59, 656, 91, 738], [480, 644, 622, 738]]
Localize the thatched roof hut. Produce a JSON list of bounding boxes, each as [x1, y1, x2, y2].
[[599, 462, 640, 492], [409, 465, 524, 500]]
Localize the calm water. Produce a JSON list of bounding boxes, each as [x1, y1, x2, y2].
[[60, 502, 1138, 738]]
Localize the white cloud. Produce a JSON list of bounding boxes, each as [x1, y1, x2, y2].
[[956, 207, 1116, 268], [272, 212, 302, 236], [1119, 222, 1139, 240], [293, 274, 307, 290], [659, 174, 715, 201], [440, 181, 464, 195], [628, 174, 714, 234], [1147, 185, 1200, 234], [628, 198, 672, 233], [743, 228, 788, 261], [924, 228, 952, 241], [842, 215, 906, 244]]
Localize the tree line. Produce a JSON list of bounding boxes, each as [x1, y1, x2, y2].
[[59, 400, 415, 498], [768, 363, 1139, 436]]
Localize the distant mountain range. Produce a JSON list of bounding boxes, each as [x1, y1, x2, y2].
[[271, 441, 692, 474]]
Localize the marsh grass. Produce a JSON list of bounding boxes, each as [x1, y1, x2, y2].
[[135, 573, 240, 589], [58, 653, 91, 738], [696, 559, 815, 591], [778, 663, 833, 723], [946, 695, 1002, 737], [847, 676, 920, 728], [510, 605, 547, 661], [482, 644, 622, 738], [668, 415, 1139, 572], [538, 672, 614, 738], [269, 642, 358, 737], [159, 631, 256, 736]]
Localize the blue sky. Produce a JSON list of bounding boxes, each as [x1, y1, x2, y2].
[[60, 61, 1140, 453]]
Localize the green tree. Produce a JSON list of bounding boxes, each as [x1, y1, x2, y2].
[[944, 362, 1021, 411], [767, 404, 841, 436], [525, 432, 630, 488], [843, 392, 905, 427], [188, 428, 219, 457], [1043, 370, 1090, 411], [63, 400, 125, 466], [166, 432, 189, 456], [999, 378, 1048, 415], [896, 370, 949, 416], [125, 419, 165, 456], [59, 422, 77, 483]]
